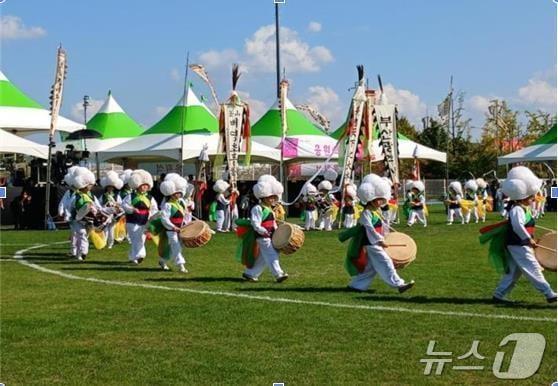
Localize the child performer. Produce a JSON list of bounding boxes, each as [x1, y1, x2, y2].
[[407, 181, 427, 227], [118, 169, 133, 200], [59, 166, 79, 257], [340, 174, 415, 293], [68, 167, 102, 261], [484, 166, 557, 304], [157, 178, 188, 273], [214, 179, 230, 232], [463, 179, 478, 224], [317, 180, 336, 231], [99, 171, 124, 249], [122, 169, 158, 265], [342, 184, 357, 228], [476, 178, 489, 223], [237, 176, 288, 283], [118, 169, 134, 244], [183, 182, 196, 225], [380, 177, 393, 224], [302, 183, 318, 231], [446, 181, 464, 225]]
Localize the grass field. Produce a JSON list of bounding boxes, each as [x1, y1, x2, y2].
[[1, 205, 556, 385]]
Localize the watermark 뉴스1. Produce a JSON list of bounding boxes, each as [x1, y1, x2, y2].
[[420, 333, 547, 379]]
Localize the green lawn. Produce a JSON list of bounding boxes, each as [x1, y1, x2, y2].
[[1, 205, 556, 385]]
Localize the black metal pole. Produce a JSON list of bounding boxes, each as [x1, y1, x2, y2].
[[275, 3, 281, 98]]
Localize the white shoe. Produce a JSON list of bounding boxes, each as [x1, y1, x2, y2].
[[76, 256, 83, 261], [131, 259, 139, 265], [159, 259, 170, 271], [178, 264, 188, 273]]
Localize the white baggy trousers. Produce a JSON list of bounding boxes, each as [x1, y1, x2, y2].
[[244, 238, 285, 279], [70, 221, 89, 257], [216, 209, 226, 231], [447, 208, 463, 224], [408, 209, 427, 226], [164, 231, 185, 266], [126, 223, 147, 261], [494, 245, 556, 299], [349, 245, 405, 291]]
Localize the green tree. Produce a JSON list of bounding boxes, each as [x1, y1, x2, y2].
[[396, 115, 419, 141], [418, 118, 449, 178], [524, 110, 556, 144]]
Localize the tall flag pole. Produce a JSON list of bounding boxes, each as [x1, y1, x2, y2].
[[44, 45, 67, 230], [179, 52, 190, 176], [275, 2, 285, 187], [275, 3, 281, 99], [438, 76, 452, 185]]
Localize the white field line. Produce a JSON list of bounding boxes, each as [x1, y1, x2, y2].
[[12, 242, 557, 323]]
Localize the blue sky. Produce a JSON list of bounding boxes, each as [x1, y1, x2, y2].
[[1, 0, 556, 137]]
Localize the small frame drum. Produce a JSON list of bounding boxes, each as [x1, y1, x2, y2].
[[384, 232, 417, 269], [272, 222, 305, 255], [180, 220, 212, 248], [535, 232, 556, 272]]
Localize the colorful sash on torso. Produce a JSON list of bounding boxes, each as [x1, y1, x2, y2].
[[235, 206, 273, 268], [168, 200, 185, 227], [506, 206, 535, 246], [448, 193, 460, 209], [71, 191, 93, 219], [126, 192, 152, 225], [339, 210, 383, 276]]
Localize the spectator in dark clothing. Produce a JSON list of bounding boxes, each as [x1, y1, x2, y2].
[[11, 190, 32, 229]]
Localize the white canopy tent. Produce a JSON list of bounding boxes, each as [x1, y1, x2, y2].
[[97, 132, 281, 163], [391, 138, 447, 163], [0, 129, 49, 158], [497, 144, 557, 165], [498, 125, 557, 165]]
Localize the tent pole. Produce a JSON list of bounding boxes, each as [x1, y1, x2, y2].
[[95, 152, 100, 181], [44, 136, 54, 230], [180, 52, 190, 176]]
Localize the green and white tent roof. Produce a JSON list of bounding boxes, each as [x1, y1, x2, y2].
[[251, 97, 338, 160], [86, 91, 144, 139], [99, 87, 279, 162], [0, 70, 83, 134], [330, 123, 446, 163], [498, 124, 556, 165], [142, 87, 218, 135]]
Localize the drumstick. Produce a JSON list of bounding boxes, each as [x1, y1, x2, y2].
[[535, 244, 557, 253], [386, 244, 407, 247]]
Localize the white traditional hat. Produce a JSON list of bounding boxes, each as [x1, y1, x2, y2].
[[302, 183, 318, 196], [129, 169, 153, 190], [464, 179, 478, 192], [70, 167, 96, 190], [448, 181, 463, 196], [412, 180, 425, 193], [101, 171, 123, 190], [506, 166, 541, 197], [475, 178, 487, 189], [345, 184, 357, 199], [253, 180, 274, 199], [357, 173, 391, 204], [119, 169, 134, 185], [160, 180, 179, 197], [318, 180, 333, 191], [501, 179, 528, 201], [213, 179, 230, 193]]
